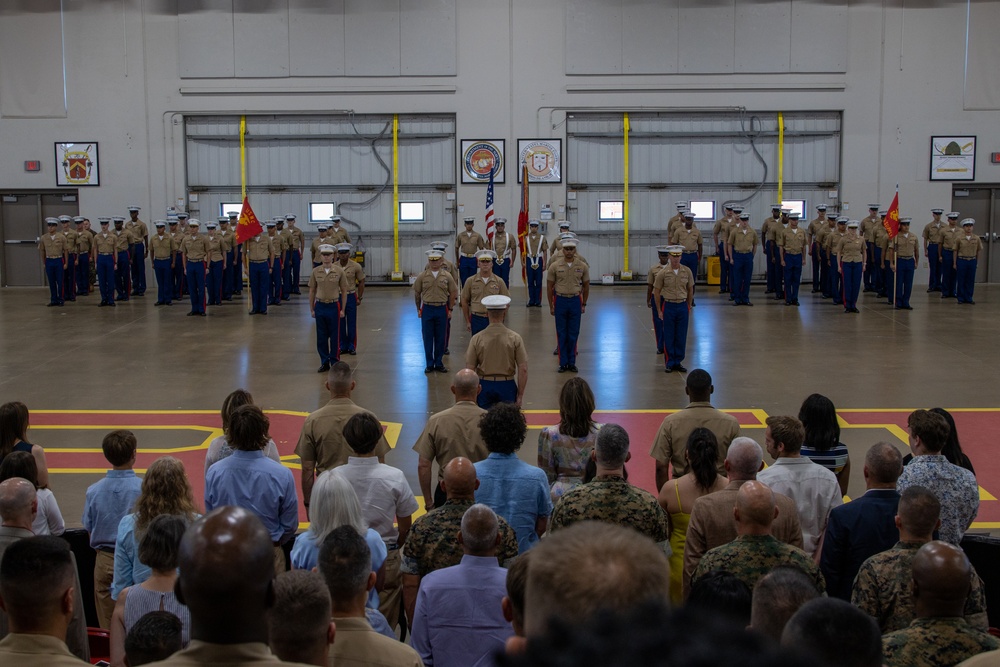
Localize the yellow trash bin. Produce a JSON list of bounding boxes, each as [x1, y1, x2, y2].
[[706, 256, 721, 285]]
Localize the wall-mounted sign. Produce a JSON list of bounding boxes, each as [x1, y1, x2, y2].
[[517, 139, 562, 183], [460, 139, 504, 184], [55, 142, 100, 186], [930, 136, 976, 181]]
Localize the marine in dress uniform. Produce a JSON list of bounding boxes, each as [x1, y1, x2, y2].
[[181, 219, 210, 315], [227, 209, 243, 295], [647, 247, 670, 352], [522, 220, 548, 307], [861, 204, 880, 292], [940, 212, 962, 299], [762, 204, 782, 294], [73, 217, 92, 296], [490, 218, 517, 287], [653, 246, 694, 373], [328, 215, 352, 245], [815, 217, 836, 298], [549, 221, 571, 257], [172, 213, 189, 298], [126, 206, 148, 296], [827, 218, 848, 305], [667, 201, 688, 239], [149, 220, 175, 306], [276, 218, 293, 300], [414, 248, 458, 373], [204, 221, 226, 306], [245, 226, 273, 314], [547, 239, 589, 373], [461, 250, 509, 337], [713, 204, 734, 294], [955, 218, 983, 305], [111, 217, 132, 301], [311, 225, 330, 268], [427, 241, 456, 355], [893, 218, 919, 309], [779, 213, 807, 306], [266, 220, 285, 306], [807, 205, 828, 293], [39, 218, 67, 306], [309, 244, 349, 372], [455, 217, 486, 287], [466, 294, 528, 409], [59, 216, 78, 302], [93, 218, 118, 306], [837, 220, 866, 313], [726, 213, 757, 306], [337, 243, 366, 355], [671, 212, 702, 305], [923, 208, 945, 292], [285, 213, 305, 295], [217, 217, 235, 301], [875, 211, 893, 303]]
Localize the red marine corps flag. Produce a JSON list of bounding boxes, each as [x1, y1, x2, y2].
[[517, 162, 529, 280], [235, 195, 263, 244], [884, 186, 900, 239]]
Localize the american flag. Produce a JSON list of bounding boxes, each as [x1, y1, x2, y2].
[[484, 165, 496, 243]]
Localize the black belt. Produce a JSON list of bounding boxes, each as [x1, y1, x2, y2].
[[424, 302, 447, 306], [664, 299, 686, 303], [556, 293, 579, 298], [959, 256, 976, 259], [483, 375, 514, 381], [250, 260, 268, 264], [98, 252, 114, 256], [316, 299, 338, 304], [45, 256, 62, 259], [682, 251, 697, 255], [97, 546, 115, 554]]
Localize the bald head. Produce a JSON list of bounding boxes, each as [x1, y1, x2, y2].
[[460, 504, 500, 556], [442, 457, 478, 499], [725, 437, 764, 480], [735, 481, 776, 532], [452, 369, 481, 401], [0, 477, 36, 526], [913, 541, 973, 618]]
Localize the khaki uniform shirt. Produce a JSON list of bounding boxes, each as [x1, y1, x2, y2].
[[836, 235, 865, 262], [524, 232, 547, 267], [295, 397, 391, 471], [712, 218, 731, 245], [412, 401, 488, 481], [142, 640, 308, 666], [328, 227, 351, 245], [278, 228, 293, 253], [648, 402, 741, 476], [462, 274, 509, 316], [815, 224, 834, 254], [414, 269, 457, 305], [807, 216, 826, 240], [894, 232, 919, 259], [861, 215, 877, 243], [182, 234, 210, 261], [957, 234, 983, 258], [941, 225, 961, 251], [169, 231, 184, 254], [40, 233, 66, 258], [150, 234, 175, 260], [728, 226, 758, 253], [875, 225, 891, 253], [652, 265, 693, 301], [219, 228, 234, 253], [94, 232, 117, 255], [246, 235, 272, 262], [491, 231, 515, 260], [0, 634, 89, 667], [456, 231, 485, 256], [309, 265, 349, 302], [328, 617, 423, 667], [671, 227, 702, 253], [466, 323, 527, 378], [647, 262, 668, 288], [763, 216, 782, 243], [778, 227, 807, 255], [206, 234, 225, 262], [923, 221, 944, 245], [338, 259, 365, 291], [268, 233, 287, 256], [126, 220, 148, 245], [62, 228, 79, 254], [546, 257, 589, 296], [287, 226, 304, 252], [113, 229, 132, 252], [826, 230, 845, 255], [310, 235, 330, 261], [75, 230, 92, 254]]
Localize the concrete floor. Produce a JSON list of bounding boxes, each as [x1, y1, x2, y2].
[[2, 279, 998, 530]]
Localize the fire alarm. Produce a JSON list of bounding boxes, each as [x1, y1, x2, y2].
[[24, 160, 41, 172], [991, 152, 1000, 164]]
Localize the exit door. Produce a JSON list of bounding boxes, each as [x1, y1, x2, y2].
[[0, 191, 79, 287], [951, 187, 999, 283]]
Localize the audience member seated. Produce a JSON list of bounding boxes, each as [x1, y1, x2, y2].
[[474, 403, 552, 553], [0, 536, 88, 665], [691, 481, 824, 593], [0, 478, 88, 660], [798, 393, 851, 496], [658, 427, 728, 603], [124, 612, 183, 667], [401, 457, 518, 625], [0, 401, 51, 488], [549, 424, 669, 546], [142, 506, 305, 666], [820, 441, 902, 600], [757, 415, 842, 557], [685, 570, 751, 629], [537, 377, 602, 502], [0, 450, 64, 536], [204, 405, 297, 574], [268, 570, 333, 667], [204, 389, 281, 476], [412, 504, 513, 667], [749, 566, 820, 644], [111, 515, 191, 667], [781, 597, 882, 667], [853, 486, 988, 633], [113, 457, 200, 602], [683, 437, 802, 598], [897, 409, 979, 545], [881, 541, 1000, 667], [318, 526, 422, 667]]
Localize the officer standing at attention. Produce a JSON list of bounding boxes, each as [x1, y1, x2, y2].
[[654, 246, 694, 373], [762, 204, 782, 295], [779, 212, 807, 306], [955, 218, 983, 305], [713, 204, 734, 295], [837, 220, 866, 313], [126, 205, 148, 296], [336, 242, 365, 356], [827, 218, 848, 305], [226, 209, 243, 295], [922, 208, 944, 293], [311, 224, 330, 268], [428, 241, 456, 355], [73, 216, 92, 297], [667, 201, 688, 238], [112, 217, 132, 301], [466, 294, 528, 408], [245, 221, 273, 314], [807, 205, 828, 293], [816, 215, 836, 299], [217, 217, 235, 301], [182, 219, 210, 316], [939, 211, 961, 299], [549, 221, 572, 257], [490, 218, 517, 287], [173, 212, 190, 298], [266, 219, 285, 306], [462, 249, 509, 336], [455, 217, 486, 287], [875, 210, 893, 304], [671, 212, 702, 305], [205, 221, 226, 306], [328, 215, 352, 245], [310, 244, 349, 373], [94, 218, 117, 306], [39, 218, 67, 306], [285, 213, 305, 295], [276, 217, 293, 300], [150, 220, 175, 306], [861, 204, 880, 293], [647, 247, 671, 352], [414, 247, 459, 374], [892, 218, 919, 310], [59, 216, 78, 302], [726, 212, 757, 306], [522, 219, 548, 307], [547, 238, 589, 374]]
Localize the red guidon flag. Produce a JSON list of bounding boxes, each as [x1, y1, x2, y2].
[[235, 195, 263, 244], [517, 162, 529, 279], [884, 188, 900, 239]]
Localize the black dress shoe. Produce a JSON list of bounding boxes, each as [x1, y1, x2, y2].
[[154, 301, 164, 306], [348, 348, 357, 355], [968, 300, 976, 305], [317, 363, 331, 373], [746, 301, 753, 306], [568, 365, 578, 373], [675, 365, 687, 372], [664, 367, 673, 373], [558, 365, 568, 373], [187, 311, 196, 316], [443, 349, 450, 355], [198, 312, 206, 316], [424, 367, 434, 374], [435, 366, 449, 373]]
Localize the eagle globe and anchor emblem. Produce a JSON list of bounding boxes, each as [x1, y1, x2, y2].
[[61, 144, 95, 185]]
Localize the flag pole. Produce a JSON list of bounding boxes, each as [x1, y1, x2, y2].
[[240, 116, 252, 313]]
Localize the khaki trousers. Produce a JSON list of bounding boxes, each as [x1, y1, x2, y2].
[[378, 548, 403, 630], [94, 550, 116, 629]]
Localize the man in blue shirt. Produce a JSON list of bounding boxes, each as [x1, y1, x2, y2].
[[474, 403, 551, 553], [204, 405, 298, 573]]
